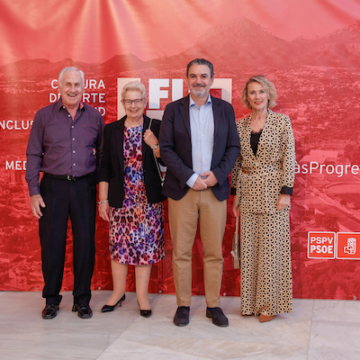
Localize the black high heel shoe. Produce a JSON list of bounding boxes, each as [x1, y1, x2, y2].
[[101, 294, 126, 313], [137, 300, 152, 318], [140, 309, 152, 318]]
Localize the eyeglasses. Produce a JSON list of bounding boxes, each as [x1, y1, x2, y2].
[[122, 99, 144, 106]]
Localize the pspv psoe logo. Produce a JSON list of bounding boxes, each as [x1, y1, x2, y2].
[[337, 232, 360, 260], [307, 231, 360, 260], [117, 77, 232, 120], [308, 232, 336, 259]]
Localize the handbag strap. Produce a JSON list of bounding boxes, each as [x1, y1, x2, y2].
[[148, 119, 164, 186], [235, 215, 239, 243]]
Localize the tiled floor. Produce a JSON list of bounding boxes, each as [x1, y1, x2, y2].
[[0, 291, 358, 359]]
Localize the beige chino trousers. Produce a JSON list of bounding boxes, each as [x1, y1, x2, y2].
[[168, 188, 227, 308]]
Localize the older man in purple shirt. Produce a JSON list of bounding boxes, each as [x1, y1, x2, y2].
[[26, 67, 104, 320]]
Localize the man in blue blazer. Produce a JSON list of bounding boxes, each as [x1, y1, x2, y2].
[[159, 59, 240, 327]]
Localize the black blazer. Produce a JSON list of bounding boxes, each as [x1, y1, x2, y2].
[[99, 115, 166, 208], [159, 95, 240, 201]]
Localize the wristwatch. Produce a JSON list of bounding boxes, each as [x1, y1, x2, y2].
[[152, 143, 159, 150]]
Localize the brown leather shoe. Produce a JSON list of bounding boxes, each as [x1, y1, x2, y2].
[[259, 314, 274, 322]]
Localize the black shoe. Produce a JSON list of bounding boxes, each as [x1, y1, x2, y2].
[[140, 309, 152, 318], [206, 307, 229, 327], [42, 304, 59, 319], [101, 294, 126, 313], [76, 304, 93, 319], [173, 306, 190, 327]]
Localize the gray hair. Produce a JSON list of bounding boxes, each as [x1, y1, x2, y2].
[[241, 75, 277, 109], [58, 67, 85, 88], [121, 81, 147, 99], [186, 58, 214, 78]]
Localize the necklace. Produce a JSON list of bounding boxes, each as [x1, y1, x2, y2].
[[125, 118, 143, 128]]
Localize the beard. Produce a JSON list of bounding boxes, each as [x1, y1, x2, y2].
[[189, 84, 209, 98]]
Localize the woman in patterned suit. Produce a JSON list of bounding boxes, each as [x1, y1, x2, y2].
[[232, 75, 295, 322]]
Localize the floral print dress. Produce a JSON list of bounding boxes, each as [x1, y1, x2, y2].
[[109, 124, 164, 265]]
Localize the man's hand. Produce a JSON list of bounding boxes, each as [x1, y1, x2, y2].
[[277, 194, 290, 210], [200, 171, 218, 187], [193, 176, 208, 191], [30, 194, 46, 219]]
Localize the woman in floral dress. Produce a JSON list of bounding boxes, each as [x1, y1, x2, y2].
[[99, 81, 165, 317]]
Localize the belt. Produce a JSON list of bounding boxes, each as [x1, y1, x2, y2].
[[241, 167, 256, 175], [44, 173, 92, 181], [241, 162, 281, 175]]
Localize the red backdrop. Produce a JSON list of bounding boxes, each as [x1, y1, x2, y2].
[[1, 0, 360, 300]]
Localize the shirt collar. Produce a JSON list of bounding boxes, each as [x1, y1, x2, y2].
[[57, 98, 85, 112], [189, 94, 212, 108]]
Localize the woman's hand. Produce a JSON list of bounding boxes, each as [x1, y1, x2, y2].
[[99, 202, 110, 222], [144, 129, 160, 157], [144, 129, 158, 148], [277, 194, 290, 211], [232, 195, 240, 217]]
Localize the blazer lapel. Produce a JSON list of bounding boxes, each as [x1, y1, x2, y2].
[[243, 113, 257, 162], [211, 96, 221, 139], [256, 110, 275, 160], [179, 95, 191, 137], [116, 118, 125, 173], [142, 116, 150, 166]]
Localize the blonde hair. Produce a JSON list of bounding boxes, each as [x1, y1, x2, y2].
[[121, 81, 146, 99], [241, 75, 277, 109]]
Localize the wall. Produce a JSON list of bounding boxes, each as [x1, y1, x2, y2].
[[1, 0, 360, 300]]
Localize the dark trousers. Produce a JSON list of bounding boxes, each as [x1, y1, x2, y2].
[[39, 174, 96, 306]]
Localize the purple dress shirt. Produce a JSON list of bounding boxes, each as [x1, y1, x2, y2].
[[26, 98, 104, 196]]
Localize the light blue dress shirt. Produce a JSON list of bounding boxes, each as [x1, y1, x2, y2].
[[186, 94, 214, 188]]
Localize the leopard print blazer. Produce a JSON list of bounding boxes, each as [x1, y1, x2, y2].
[[231, 109, 295, 214]]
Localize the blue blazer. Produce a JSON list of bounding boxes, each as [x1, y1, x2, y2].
[[99, 115, 166, 208], [159, 95, 240, 201]]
